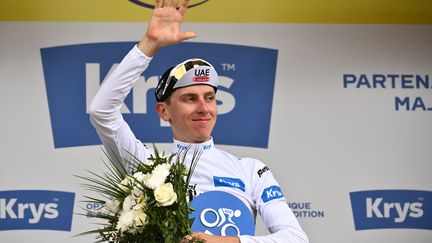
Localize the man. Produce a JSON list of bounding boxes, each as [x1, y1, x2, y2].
[[89, 0, 308, 242]]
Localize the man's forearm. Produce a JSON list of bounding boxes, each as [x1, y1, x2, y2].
[[137, 36, 160, 57]]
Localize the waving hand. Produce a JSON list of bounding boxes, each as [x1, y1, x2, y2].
[[138, 0, 196, 56]]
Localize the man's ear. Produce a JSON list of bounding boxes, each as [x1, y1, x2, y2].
[[156, 102, 170, 122]]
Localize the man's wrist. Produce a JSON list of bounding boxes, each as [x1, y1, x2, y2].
[[137, 36, 160, 57]]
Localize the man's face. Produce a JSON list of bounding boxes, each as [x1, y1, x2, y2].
[[156, 85, 217, 143]]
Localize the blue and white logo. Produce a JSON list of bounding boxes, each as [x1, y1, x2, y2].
[[0, 190, 75, 231], [261, 185, 283, 203], [41, 42, 278, 148], [214, 176, 245, 192], [190, 191, 254, 236], [350, 190, 432, 230]]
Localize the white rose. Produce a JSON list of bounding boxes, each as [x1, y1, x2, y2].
[[133, 209, 148, 227], [105, 199, 121, 214], [122, 195, 136, 211], [116, 210, 134, 232], [145, 163, 171, 189], [154, 183, 177, 207]]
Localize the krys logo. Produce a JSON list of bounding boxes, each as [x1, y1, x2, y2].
[[0, 190, 75, 231], [129, 0, 209, 9], [214, 176, 245, 192], [41, 42, 277, 148], [349, 190, 432, 230], [261, 185, 283, 203]]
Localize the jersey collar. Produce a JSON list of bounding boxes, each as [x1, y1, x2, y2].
[[172, 137, 214, 154]]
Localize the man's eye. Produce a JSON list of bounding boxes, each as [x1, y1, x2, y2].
[[184, 96, 196, 102], [206, 95, 215, 102]]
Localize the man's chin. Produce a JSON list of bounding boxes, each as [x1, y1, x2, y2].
[[192, 134, 212, 143]]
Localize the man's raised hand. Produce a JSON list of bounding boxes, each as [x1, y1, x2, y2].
[[138, 0, 196, 56]]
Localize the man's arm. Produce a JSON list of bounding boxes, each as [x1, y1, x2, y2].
[[88, 0, 196, 166], [237, 160, 309, 243]]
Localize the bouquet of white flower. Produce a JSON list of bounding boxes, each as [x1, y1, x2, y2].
[[77, 146, 202, 243]]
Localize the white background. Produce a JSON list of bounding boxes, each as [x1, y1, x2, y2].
[[0, 22, 431, 242]]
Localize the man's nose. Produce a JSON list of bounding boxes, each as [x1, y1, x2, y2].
[[196, 97, 209, 113]]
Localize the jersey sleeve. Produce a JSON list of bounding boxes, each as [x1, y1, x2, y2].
[[239, 159, 309, 243], [88, 45, 152, 171]]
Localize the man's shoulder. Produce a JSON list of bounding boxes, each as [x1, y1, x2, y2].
[[213, 146, 266, 167]]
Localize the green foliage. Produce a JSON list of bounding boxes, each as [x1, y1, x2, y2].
[[76, 145, 203, 243]]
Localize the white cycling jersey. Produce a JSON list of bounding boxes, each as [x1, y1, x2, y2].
[[89, 45, 309, 243]]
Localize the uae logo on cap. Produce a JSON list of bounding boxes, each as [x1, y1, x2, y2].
[[193, 68, 210, 82]]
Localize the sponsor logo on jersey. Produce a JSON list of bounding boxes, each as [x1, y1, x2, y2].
[[190, 191, 254, 236], [257, 166, 269, 177], [41, 42, 277, 148], [261, 186, 283, 203], [349, 190, 432, 230], [176, 142, 212, 151], [0, 190, 75, 231], [213, 176, 245, 192]]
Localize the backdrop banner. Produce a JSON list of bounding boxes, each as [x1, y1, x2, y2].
[[0, 2, 431, 243]]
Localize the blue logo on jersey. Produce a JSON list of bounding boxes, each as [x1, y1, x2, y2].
[[350, 190, 432, 230], [190, 191, 254, 236], [41, 42, 277, 148], [0, 190, 75, 231], [214, 176, 245, 192], [261, 186, 283, 203]]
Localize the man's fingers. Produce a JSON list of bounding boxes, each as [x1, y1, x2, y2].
[[179, 31, 197, 41], [172, 0, 180, 8], [181, 234, 193, 243], [155, 0, 161, 8], [178, 0, 190, 15], [163, 0, 170, 8]]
